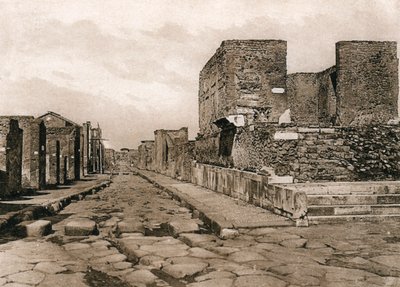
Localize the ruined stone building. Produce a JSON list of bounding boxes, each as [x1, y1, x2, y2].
[[137, 140, 155, 170], [111, 148, 139, 172], [0, 119, 23, 198], [153, 128, 194, 181], [89, 124, 105, 174], [38, 111, 81, 185], [0, 116, 46, 191], [195, 40, 399, 183], [104, 148, 115, 173]]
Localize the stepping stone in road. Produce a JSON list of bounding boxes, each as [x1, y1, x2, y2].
[[65, 218, 98, 236], [25, 220, 52, 237]]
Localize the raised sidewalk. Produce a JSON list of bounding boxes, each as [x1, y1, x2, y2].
[[0, 175, 110, 230], [135, 169, 294, 236]]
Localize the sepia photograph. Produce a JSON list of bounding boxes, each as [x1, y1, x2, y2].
[[0, 0, 399, 286]]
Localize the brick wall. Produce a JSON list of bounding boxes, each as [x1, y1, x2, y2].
[[336, 41, 399, 126]]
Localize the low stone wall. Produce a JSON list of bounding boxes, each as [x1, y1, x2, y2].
[[191, 162, 307, 221], [196, 123, 400, 182]]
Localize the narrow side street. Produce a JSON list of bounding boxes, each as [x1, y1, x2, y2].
[[1, 174, 400, 287]]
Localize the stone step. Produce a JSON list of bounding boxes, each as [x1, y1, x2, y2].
[[282, 182, 400, 195], [308, 204, 400, 216], [307, 194, 400, 206], [308, 214, 400, 225]]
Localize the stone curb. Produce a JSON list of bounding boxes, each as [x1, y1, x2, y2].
[[0, 180, 111, 232], [135, 170, 236, 238]]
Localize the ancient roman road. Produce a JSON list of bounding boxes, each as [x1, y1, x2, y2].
[[1, 174, 400, 287]]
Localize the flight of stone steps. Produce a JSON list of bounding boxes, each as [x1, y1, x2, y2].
[[281, 182, 400, 224]]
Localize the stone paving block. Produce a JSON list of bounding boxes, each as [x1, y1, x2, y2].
[[113, 261, 133, 270], [228, 251, 266, 263], [64, 219, 98, 236], [34, 262, 68, 274], [167, 256, 206, 265], [0, 262, 35, 277], [37, 273, 89, 287], [162, 263, 208, 279], [179, 233, 218, 247], [167, 220, 199, 236], [220, 228, 239, 239], [139, 255, 166, 269], [25, 220, 52, 237], [91, 253, 127, 264], [2, 283, 33, 287], [189, 247, 222, 259], [125, 270, 158, 285], [116, 220, 145, 234], [63, 243, 91, 251], [188, 278, 234, 287], [233, 275, 287, 287], [194, 271, 236, 282], [7, 270, 45, 285], [280, 238, 307, 248]]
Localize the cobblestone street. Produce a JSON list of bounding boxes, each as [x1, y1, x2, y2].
[[0, 174, 400, 287]]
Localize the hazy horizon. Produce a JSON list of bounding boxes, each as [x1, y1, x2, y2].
[[1, 0, 399, 150]]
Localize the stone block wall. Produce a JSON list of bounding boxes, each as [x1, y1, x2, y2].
[[137, 141, 155, 171], [199, 40, 288, 136], [287, 66, 336, 125], [195, 123, 400, 183], [46, 127, 77, 185], [336, 41, 399, 126], [0, 116, 47, 189], [104, 148, 115, 172], [0, 119, 23, 198], [174, 141, 195, 181], [191, 162, 307, 220], [153, 127, 189, 177], [29, 119, 46, 189]]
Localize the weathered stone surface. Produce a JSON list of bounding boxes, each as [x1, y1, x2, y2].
[[113, 261, 132, 270], [63, 243, 91, 251], [124, 270, 158, 285], [179, 233, 217, 247], [64, 219, 97, 236], [188, 278, 234, 287], [38, 273, 88, 287], [220, 229, 239, 240], [167, 256, 206, 265], [370, 255, 400, 270], [116, 220, 145, 234], [162, 263, 208, 279], [280, 238, 307, 248], [168, 220, 199, 236], [139, 255, 166, 268], [0, 262, 34, 277], [233, 275, 287, 287], [189, 247, 222, 259], [7, 270, 45, 285], [209, 246, 240, 256], [91, 253, 127, 264], [195, 271, 236, 282], [34, 262, 67, 274], [25, 220, 52, 237], [228, 251, 265, 262]]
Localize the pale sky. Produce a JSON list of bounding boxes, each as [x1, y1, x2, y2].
[[0, 0, 399, 150]]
